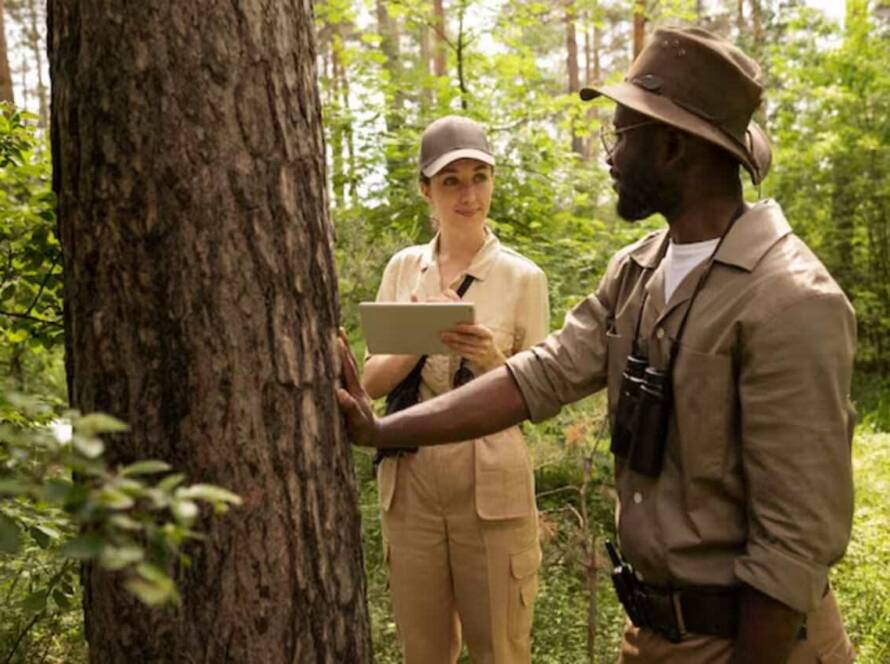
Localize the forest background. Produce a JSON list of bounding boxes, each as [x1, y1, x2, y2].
[[0, 0, 888, 662]]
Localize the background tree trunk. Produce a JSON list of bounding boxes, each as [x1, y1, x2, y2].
[[48, 1, 372, 662], [0, 0, 14, 103], [432, 0, 447, 78], [632, 0, 646, 60], [25, 0, 46, 125], [565, 1, 583, 156]]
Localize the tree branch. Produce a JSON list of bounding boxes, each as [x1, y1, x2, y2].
[[0, 310, 63, 328]]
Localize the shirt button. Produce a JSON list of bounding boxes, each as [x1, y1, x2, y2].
[[656, 328, 665, 340], [633, 492, 643, 504]]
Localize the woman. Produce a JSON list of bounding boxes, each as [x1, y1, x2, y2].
[[361, 115, 550, 664]]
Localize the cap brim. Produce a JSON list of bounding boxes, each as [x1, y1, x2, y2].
[[422, 148, 495, 178], [579, 82, 770, 184]]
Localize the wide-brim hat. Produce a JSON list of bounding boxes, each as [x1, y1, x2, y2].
[[419, 116, 495, 178], [581, 27, 771, 184]]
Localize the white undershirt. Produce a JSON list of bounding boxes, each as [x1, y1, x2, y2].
[[663, 238, 720, 302]]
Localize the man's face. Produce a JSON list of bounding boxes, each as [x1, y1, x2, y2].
[[607, 106, 681, 222]]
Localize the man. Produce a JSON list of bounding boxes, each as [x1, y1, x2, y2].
[[338, 27, 856, 664]]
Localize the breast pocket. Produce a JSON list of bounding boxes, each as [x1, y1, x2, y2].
[[671, 345, 735, 483]]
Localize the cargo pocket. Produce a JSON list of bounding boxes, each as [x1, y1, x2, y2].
[[508, 543, 542, 640]]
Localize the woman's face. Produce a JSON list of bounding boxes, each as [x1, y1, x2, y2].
[[421, 158, 494, 230]]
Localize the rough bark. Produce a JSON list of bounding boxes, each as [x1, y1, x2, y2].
[[48, 1, 372, 662], [0, 0, 14, 103]]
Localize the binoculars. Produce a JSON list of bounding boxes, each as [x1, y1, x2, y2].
[[610, 352, 672, 477]]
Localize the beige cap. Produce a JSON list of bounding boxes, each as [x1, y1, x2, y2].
[[419, 116, 495, 178]]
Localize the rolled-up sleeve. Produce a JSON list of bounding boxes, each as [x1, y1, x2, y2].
[[506, 290, 611, 423], [734, 291, 856, 613]]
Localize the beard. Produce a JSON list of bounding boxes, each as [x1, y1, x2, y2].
[[615, 160, 681, 222]]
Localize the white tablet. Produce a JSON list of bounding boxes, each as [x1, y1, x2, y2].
[[360, 302, 475, 355]]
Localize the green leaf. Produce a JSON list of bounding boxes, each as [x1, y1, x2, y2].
[[0, 512, 22, 554], [30, 524, 60, 549], [124, 563, 179, 606], [74, 413, 129, 436], [120, 460, 172, 477], [22, 590, 47, 613], [60, 534, 105, 560], [171, 499, 199, 525], [177, 484, 242, 507], [99, 545, 144, 571], [110, 514, 143, 531], [52, 589, 71, 610], [156, 473, 186, 493], [98, 487, 135, 510], [124, 577, 178, 606], [72, 434, 105, 459], [0, 477, 25, 496]]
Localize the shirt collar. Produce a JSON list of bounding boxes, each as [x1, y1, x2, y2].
[[627, 199, 791, 273], [628, 230, 670, 269], [419, 224, 501, 281], [715, 200, 792, 272]]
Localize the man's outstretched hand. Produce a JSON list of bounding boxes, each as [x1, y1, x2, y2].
[[336, 330, 380, 447]]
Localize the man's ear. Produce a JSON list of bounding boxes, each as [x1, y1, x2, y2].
[[664, 128, 687, 167]]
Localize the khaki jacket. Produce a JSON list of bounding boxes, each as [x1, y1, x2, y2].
[[507, 200, 856, 613], [373, 228, 550, 519]]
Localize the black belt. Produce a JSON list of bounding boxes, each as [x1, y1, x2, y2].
[[639, 584, 740, 642], [372, 446, 416, 466]]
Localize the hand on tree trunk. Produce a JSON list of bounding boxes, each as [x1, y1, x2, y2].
[[337, 330, 380, 447]]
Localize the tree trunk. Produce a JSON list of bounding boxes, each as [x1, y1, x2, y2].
[[418, 19, 432, 111], [633, 0, 646, 61], [432, 0, 447, 78], [0, 0, 14, 104], [48, 1, 372, 662], [376, 0, 403, 130], [566, 1, 583, 155], [26, 0, 47, 126], [750, 0, 763, 45]]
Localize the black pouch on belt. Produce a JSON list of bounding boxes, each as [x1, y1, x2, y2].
[[373, 274, 476, 466]]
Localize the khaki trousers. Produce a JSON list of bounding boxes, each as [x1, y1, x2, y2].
[[618, 587, 855, 663], [380, 441, 540, 664]]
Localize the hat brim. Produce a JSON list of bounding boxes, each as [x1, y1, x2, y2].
[[422, 148, 495, 178], [581, 82, 771, 185]]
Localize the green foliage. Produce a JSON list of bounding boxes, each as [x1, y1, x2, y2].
[[0, 104, 63, 396], [765, 2, 890, 370], [0, 391, 242, 606], [0, 388, 243, 661], [833, 427, 890, 663]]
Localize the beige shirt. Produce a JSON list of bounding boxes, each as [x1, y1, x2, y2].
[[507, 200, 856, 613], [374, 227, 550, 519]]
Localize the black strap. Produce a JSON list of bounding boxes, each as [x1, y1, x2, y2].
[[630, 233, 671, 357], [374, 274, 476, 465], [664, 203, 746, 386]]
